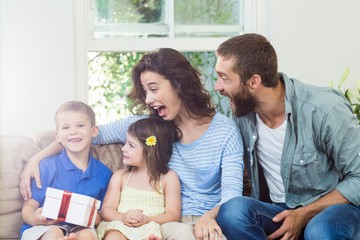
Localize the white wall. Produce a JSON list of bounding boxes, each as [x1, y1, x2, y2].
[[256, 0, 360, 88], [1, 0, 360, 135], [0, 0, 76, 135]]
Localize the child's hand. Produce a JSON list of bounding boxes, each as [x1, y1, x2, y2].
[[34, 208, 57, 225], [123, 209, 145, 226], [131, 214, 150, 227]]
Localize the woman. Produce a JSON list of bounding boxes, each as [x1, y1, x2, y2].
[[20, 48, 244, 240]]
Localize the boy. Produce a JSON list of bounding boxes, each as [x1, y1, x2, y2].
[[20, 101, 112, 240]]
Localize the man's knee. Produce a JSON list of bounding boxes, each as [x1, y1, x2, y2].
[[304, 204, 360, 240], [218, 196, 255, 220]]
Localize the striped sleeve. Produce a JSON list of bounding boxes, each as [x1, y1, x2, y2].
[[219, 122, 244, 205], [93, 115, 144, 144]]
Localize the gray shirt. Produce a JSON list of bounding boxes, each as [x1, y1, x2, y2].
[[234, 73, 360, 208]]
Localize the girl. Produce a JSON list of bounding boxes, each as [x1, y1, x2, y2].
[[97, 118, 181, 240], [21, 48, 244, 240]]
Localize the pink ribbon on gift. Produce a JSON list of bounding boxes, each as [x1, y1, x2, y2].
[[57, 190, 72, 222]]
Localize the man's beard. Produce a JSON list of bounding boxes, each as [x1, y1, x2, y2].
[[232, 87, 257, 117]]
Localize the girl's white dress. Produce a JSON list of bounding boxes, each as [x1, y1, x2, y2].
[[97, 171, 165, 240]]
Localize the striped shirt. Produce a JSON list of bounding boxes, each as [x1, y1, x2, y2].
[[93, 112, 244, 215]]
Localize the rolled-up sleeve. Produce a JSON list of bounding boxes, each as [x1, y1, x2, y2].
[[323, 102, 360, 205]]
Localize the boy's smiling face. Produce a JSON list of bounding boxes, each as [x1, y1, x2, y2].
[[56, 110, 97, 153]]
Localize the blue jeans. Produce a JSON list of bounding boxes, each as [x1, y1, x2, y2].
[[217, 196, 360, 240]]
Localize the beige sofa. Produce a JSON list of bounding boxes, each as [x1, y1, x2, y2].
[[0, 131, 124, 240], [0, 131, 251, 240]]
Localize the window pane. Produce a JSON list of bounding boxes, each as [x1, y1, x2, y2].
[[91, 0, 243, 39], [175, 0, 242, 37], [92, 0, 167, 38], [88, 51, 144, 123], [175, 0, 239, 25]]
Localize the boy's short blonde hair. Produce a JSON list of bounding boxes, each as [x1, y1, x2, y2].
[[55, 101, 96, 128]]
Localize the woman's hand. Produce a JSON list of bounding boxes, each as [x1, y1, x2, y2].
[[20, 139, 63, 200], [194, 208, 223, 240]]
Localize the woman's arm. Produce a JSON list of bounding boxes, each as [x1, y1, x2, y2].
[[194, 120, 244, 240], [194, 206, 223, 239], [20, 140, 63, 200]]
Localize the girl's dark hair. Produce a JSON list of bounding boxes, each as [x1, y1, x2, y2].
[[217, 33, 279, 87], [127, 117, 179, 191], [129, 48, 215, 118]]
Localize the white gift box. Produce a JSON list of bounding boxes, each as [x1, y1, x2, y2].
[[42, 187, 101, 228]]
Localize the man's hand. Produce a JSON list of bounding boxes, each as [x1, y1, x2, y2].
[[20, 157, 42, 200], [267, 209, 308, 240]]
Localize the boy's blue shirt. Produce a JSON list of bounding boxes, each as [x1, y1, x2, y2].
[[20, 149, 112, 235]]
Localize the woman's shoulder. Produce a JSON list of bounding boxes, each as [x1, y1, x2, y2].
[[212, 112, 238, 130]]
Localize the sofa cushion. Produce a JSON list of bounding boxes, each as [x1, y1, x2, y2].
[[0, 135, 41, 239], [91, 144, 124, 172]]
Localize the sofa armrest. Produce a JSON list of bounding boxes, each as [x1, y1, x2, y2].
[[0, 135, 41, 239]]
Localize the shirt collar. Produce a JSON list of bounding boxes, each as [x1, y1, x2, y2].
[[59, 149, 98, 177]]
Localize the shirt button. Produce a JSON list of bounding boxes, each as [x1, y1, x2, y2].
[[300, 160, 304, 164], [252, 135, 256, 139], [247, 147, 250, 152]]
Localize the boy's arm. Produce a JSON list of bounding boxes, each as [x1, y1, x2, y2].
[[20, 140, 63, 200], [22, 199, 57, 226]]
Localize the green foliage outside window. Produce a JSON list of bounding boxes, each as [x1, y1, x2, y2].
[[88, 52, 143, 124], [88, 51, 230, 124], [330, 67, 360, 123], [94, 0, 163, 23], [94, 0, 238, 24], [175, 0, 238, 24]]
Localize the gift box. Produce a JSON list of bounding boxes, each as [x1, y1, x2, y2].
[[42, 187, 101, 228]]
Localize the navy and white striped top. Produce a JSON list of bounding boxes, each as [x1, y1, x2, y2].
[[93, 112, 244, 215]]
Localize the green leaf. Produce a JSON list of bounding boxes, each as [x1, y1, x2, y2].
[[331, 67, 360, 124], [339, 67, 350, 85]]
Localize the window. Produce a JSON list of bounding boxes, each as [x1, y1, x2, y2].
[[88, 0, 246, 51], [76, 0, 255, 124]]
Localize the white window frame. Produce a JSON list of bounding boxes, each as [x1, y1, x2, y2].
[[73, 0, 258, 101]]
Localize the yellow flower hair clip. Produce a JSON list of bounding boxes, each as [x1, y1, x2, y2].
[[145, 135, 157, 146]]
